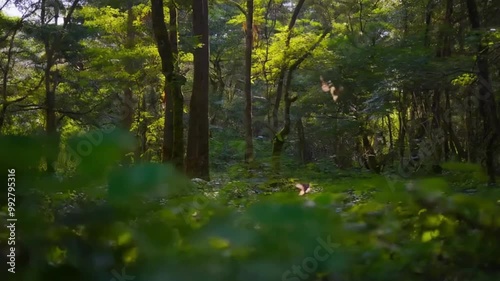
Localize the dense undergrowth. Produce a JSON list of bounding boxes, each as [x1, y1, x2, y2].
[[1, 133, 500, 281]]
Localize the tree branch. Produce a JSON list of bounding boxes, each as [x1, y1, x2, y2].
[[63, 0, 81, 28], [228, 0, 247, 17]]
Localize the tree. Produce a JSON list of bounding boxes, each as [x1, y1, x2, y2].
[[150, 0, 184, 170], [168, 0, 185, 170], [465, 0, 499, 184], [40, 0, 81, 173], [271, 0, 306, 131], [0, 13, 26, 133], [186, 0, 209, 179], [271, 29, 330, 171], [243, 0, 254, 163]]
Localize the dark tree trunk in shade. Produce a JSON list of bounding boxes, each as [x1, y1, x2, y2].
[[151, 0, 179, 167], [169, 1, 185, 170], [42, 0, 80, 173], [296, 118, 311, 164], [272, 0, 306, 131], [186, 0, 210, 180], [465, 0, 499, 184], [272, 30, 329, 171], [244, 0, 254, 163]]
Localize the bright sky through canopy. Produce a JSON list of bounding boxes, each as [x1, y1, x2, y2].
[[1, 4, 23, 17]]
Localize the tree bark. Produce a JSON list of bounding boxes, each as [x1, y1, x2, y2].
[[296, 117, 311, 164], [271, 0, 306, 130], [122, 0, 136, 165], [465, 0, 499, 184], [423, 0, 434, 47], [42, 0, 80, 173], [244, 0, 254, 163], [186, 0, 210, 180], [397, 90, 407, 171], [387, 115, 393, 150], [272, 30, 329, 171], [151, 0, 176, 165], [0, 24, 19, 133], [169, 1, 185, 170]]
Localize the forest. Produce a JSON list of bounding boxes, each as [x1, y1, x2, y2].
[[1, 0, 500, 280]]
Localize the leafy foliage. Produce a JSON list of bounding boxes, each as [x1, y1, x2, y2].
[[2, 134, 500, 281], [1, 0, 500, 280]]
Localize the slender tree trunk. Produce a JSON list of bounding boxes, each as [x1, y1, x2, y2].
[[431, 90, 443, 172], [401, 0, 409, 35], [169, 1, 184, 170], [122, 0, 136, 164], [44, 50, 57, 173], [465, 0, 499, 184], [272, 90, 296, 171], [163, 87, 174, 162], [0, 25, 19, 133], [296, 117, 311, 164], [465, 96, 475, 162], [263, 0, 274, 128], [443, 89, 451, 160], [41, 0, 56, 173], [440, 1, 453, 161], [244, 0, 254, 163], [423, 0, 434, 47], [137, 91, 148, 162], [272, 30, 329, 171], [398, 91, 407, 169], [151, 0, 176, 165], [42, 0, 80, 173], [186, 0, 210, 179], [272, 71, 285, 130], [271, 0, 306, 131], [438, 0, 453, 57], [209, 56, 225, 126], [358, 0, 364, 33], [387, 115, 393, 150]]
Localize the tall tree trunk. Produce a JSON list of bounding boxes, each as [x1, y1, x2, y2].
[[436, 0, 453, 163], [272, 30, 329, 171], [41, 0, 57, 174], [272, 71, 285, 131], [465, 96, 476, 162], [122, 0, 136, 164], [438, 0, 453, 57], [244, 0, 254, 163], [465, 0, 499, 184], [397, 90, 407, 171], [271, 86, 296, 172], [169, 1, 185, 170], [296, 117, 311, 164], [0, 25, 19, 133], [151, 0, 176, 165], [186, 0, 210, 180], [41, 0, 80, 173], [401, 0, 409, 35], [271, 0, 306, 130], [423, 0, 434, 47], [137, 91, 148, 162], [443, 89, 451, 160], [387, 115, 393, 150], [44, 50, 57, 173], [209, 55, 224, 126], [431, 90, 443, 172]]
